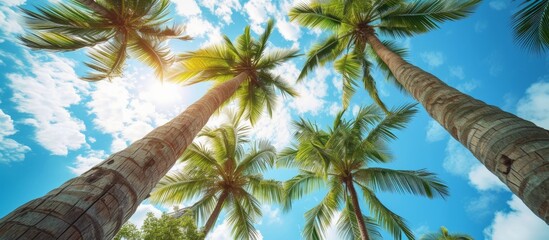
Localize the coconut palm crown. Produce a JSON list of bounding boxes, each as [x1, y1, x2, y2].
[[170, 19, 299, 124], [289, 0, 480, 110], [150, 114, 282, 240], [20, 0, 190, 81], [279, 104, 449, 240], [420, 226, 473, 240]]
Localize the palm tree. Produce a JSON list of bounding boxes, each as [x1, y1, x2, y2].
[[512, 0, 549, 53], [420, 226, 473, 240], [290, 0, 549, 223], [280, 104, 449, 240], [150, 116, 282, 240], [20, 0, 190, 81], [0, 7, 297, 239]]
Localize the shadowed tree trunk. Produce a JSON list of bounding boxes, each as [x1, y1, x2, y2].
[[366, 31, 549, 223], [0, 73, 247, 239], [346, 177, 370, 240], [203, 191, 228, 235]]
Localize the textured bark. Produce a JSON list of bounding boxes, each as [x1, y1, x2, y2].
[[203, 191, 228, 235], [346, 178, 370, 240], [366, 33, 549, 223], [0, 73, 247, 239]]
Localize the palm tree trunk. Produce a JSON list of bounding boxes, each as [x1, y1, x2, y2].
[[203, 191, 228, 235], [365, 32, 549, 223], [0, 73, 248, 239], [346, 178, 370, 240]]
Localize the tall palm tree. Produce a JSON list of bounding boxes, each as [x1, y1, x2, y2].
[[280, 104, 449, 240], [290, 0, 549, 223], [420, 226, 473, 240], [513, 0, 549, 53], [150, 116, 283, 240], [0, 10, 297, 240]]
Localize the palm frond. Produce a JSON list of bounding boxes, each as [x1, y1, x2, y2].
[[128, 32, 174, 79], [360, 185, 415, 240], [283, 171, 325, 211], [289, 3, 343, 30], [298, 35, 342, 81], [354, 168, 449, 198], [302, 178, 342, 240], [364, 104, 417, 142], [226, 196, 261, 240], [247, 176, 283, 204], [360, 57, 390, 113], [512, 0, 549, 52], [150, 172, 216, 205], [236, 140, 276, 174], [20, 32, 108, 51], [334, 53, 361, 108], [83, 35, 127, 81], [379, 0, 481, 36]]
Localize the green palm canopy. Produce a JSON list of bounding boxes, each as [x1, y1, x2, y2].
[[170, 19, 299, 124], [21, 0, 190, 81], [280, 104, 449, 240], [289, 0, 480, 110], [150, 114, 283, 240], [512, 0, 549, 53], [420, 226, 473, 240]]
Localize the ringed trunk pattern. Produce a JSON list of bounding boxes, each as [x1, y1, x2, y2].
[[203, 191, 228, 235], [346, 177, 370, 240], [0, 73, 248, 239], [366, 32, 549, 223]]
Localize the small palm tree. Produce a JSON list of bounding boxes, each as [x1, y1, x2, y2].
[[420, 226, 473, 240], [290, 0, 549, 223], [280, 104, 449, 240], [21, 0, 189, 80], [150, 116, 282, 240], [513, 0, 549, 53]]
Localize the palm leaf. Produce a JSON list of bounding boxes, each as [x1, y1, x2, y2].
[[512, 0, 549, 52], [354, 168, 449, 198]]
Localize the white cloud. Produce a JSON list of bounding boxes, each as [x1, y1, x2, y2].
[[420, 51, 444, 68], [128, 203, 162, 228], [259, 205, 282, 225], [352, 104, 360, 117], [207, 219, 264, 240], [272, 61, 330, 115], [170, 0, 201, 17], [276, 19, 301, 42], [7, 52, 88, 155], [250, 98, 294, 150], [443, 139, 477, 177], [468, 164, 507, 191], [328, 102, 342, 116], [199, 0, 241, 24], [244, 0, 276, 34], [86, 69, 200, 152], [484, 195, 549, 240], [0, 109, 30, 163], [426, 119, 446, 142], [449, 66, 465, 80], [0, 0, 26, 6], [489, 1, 507, 11], [0, 5, 25, 40], [517, 80, 549, 129], [456, 80, 479, 93], [68, 150, 108, 175], [185, 16, 223, 46], [474, 21, 488, 33], [466, 193, 498, 219]]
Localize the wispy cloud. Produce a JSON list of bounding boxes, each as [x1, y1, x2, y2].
[[484, 195, 549, 240], [7, 52, 88, 155], [421, 51, 444, 68], [517, 79, 549, 129], [489, 1, 507, 11], [0, 109, 30, 163]]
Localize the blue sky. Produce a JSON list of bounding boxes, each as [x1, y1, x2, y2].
[[0, 0, 549, 239]]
